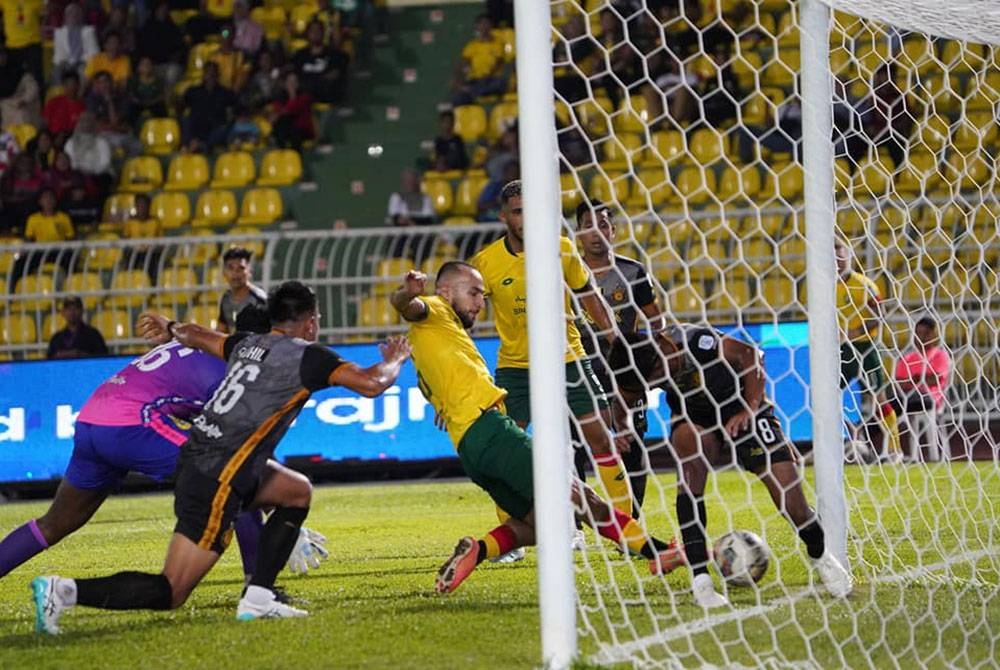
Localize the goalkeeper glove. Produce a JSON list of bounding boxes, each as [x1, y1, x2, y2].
[[286, 527, 330, 575]]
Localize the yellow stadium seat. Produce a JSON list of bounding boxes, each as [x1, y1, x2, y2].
[[373, 258, 413, 296], [185, 42, 220, 80], [92, 310, 132, 341], [0, 313, 37, 346], [573, 99, 610, 137], [257, 149, 303, 186], [357, 297, 399, 328], [453, 105, 488, 143], [894, 150, 940, 194], [158, 266, 200, 304], [84, 232, 123, 271], [206, 0, 234, 18], [494, 27, 516, 62], [945, 151, 993, 192], [599, 133, 642, 170], [151, 192, 192, 230], [41, 312, 61, 341], [422, 179, 453, 215], [191, 190, 238, 228], [165, 154, 210, 191], [560, 172, 583, 213], [675, 167, 716, 205], [172, 230, 220, 266], [102, 193, 137, 225], [631, 167, 676, 209], [210, 151, 256, 188], [718, 165, 761, 202], [227, 226, 266, 259], [107, 269, 153, 309], [759, 273, 799, 309], [775, 163, 805, 201], [236, 187, 283, 226], [688, 128, 727, 165], [186, 303, 220, 330], [648, 130, 685, 165], [11, 275, 56, 312], [140, 118, 181, 155], [487, 101, 519, 142], [915, 115, 951, 154], [852, 160, 891, 199], [588, 172, 630, 204], [118, 156, 164, 193], [453, 176, 488, 217], [64, 272, 104, 310], [288, 3, 320, 36], [667, 284, 706, 316], [5, 123, 38, 149], [0, 237, 20, 274], [251, 6, 287, 42]]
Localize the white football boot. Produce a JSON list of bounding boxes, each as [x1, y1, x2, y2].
[[32, 576, 75, 635], [813, 551, 853, 598], [692, 573, 730, 609], [237, 585, 309, 620]]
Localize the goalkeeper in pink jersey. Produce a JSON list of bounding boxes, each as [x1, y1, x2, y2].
[[0, 309, 325, 584]]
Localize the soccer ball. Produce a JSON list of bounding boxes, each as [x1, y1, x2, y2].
[[713, 530, 771, 586]]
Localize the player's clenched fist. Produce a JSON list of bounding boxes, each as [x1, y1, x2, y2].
[[136, 312, 171, 343], [402, 270, 427, 295]]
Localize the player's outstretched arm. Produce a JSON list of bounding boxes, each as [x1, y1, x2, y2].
[[137, 312, 228, 358], [578, 287, 619, 344], [329, 335, 412, 398], [721, 336, 766, 436], [390, 270, 429, 321]]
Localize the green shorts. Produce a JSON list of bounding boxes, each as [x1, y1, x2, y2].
[[457, 410, 534, 520], [840, 339, 886, 393], [495, 359, 608, 426]]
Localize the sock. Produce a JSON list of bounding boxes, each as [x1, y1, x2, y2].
[[677, 493, 709, 576], [620, 440, 647, 519], [481, 525, 517, 561], [595, 453, 632, 517], [76, 572, 172, 610], [234, 510, 264, 579], [880, 403, 902, 454], [248, 506, 308, 590], [0, 520, 49, 578], [243, 584, 278, 605], [798, 519, 826, 559]]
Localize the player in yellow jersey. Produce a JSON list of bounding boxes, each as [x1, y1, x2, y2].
[[835, 238, 902, 461], [470, 180, 634, 530], [389, 262, 681, 594]]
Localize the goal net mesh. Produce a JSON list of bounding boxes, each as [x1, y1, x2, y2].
[[539, 0, 1000, 666]]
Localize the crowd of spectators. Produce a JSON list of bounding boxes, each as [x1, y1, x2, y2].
[[0, 0, 359, 239]]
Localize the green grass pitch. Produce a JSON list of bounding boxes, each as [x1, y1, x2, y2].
[[0, 464, 997, 669]]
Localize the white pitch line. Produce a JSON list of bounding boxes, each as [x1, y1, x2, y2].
[[591, 547, 998, 666]]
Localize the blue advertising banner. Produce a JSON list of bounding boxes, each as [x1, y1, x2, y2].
[[0, 324, 859, 484]]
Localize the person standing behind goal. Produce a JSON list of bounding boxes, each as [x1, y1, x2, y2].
[[575, 200, 665, 518], [469, 181, 632, 529], [217, 246, 268, 333]]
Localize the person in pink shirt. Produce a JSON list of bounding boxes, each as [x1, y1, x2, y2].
[[893, 316, 951, 413]]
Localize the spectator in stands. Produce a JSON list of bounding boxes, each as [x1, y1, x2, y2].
[[63, 181, 101, 230], [270, 71, 315, 151], [85, 31, 131, 88], [85, 70, 142, 157], [293, 18, 351, 105], [45, 150, 91, 203], [46, 296, 109, 360], [737, 95, 802, 164], [0, 47, 42, 128], [0, 153, 44, 234], [43, 72, 87, 140], [642, 46, 698, 129], [24, 188, 74, 243], [232, 0, 264, 57], [476, 159, 519, 223], [180, 61, 237, 152], [0, 130, 18, 180], [552, 14, 597, 105], [856, 63, 912, 167], [25, 129, 55, 171], [0, 0, 44, 87], [216, 246, 268, 333], [241, 48, 281, 112], [136, 1, 187, 98], [52, 2, 100, 83], [227, 104, 262, 148], [485, 123, 518, 183], [47, 0, 107, 32], [451, 13, 507, 105], [387, 168, 435, 260], [589, 8, 643, 110], [126, 56, 168, 129], [433, 110, 468, 171], [893, 317, 951, 415], [213, 25, 251, 92], [696, 43, 741, 129], [63, 111, 114, 197], [122, 193, 163, 278], [100, 6, 136, 57], [485, 0, 514, 27], [184, 0, 225, 45]]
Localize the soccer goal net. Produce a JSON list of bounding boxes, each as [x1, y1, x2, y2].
[[526, 0, 1000, 666]]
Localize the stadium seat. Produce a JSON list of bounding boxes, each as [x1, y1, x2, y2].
[[151, 192, 192, 230], [288, 3, 320, 36], [40, 311, 61, 341], [357, 297, 399, 328], [118, 156, 164, 193], [667, 284, 706, 316], [185, 303, 220, 330], [452, 176, 488, 217], [107, 269, 153, 309], [236, 187, 283, 226], [560, 172, 583, 213], [675, 167, 717, 205], [165, 154, 210, 191], [852, 160, 892, 199], [946, 151, 994, 191], [494, 26, 516, 62], [758, 273, 799, 309], [172, 229, 220, 266], [453, 105, 488, 143], [487, 101, 519, 141], [140, 118, 181, 155], [227, 227, 266, 259], [632, 167, 676, 208], [257, 149, 303, 186], [688, 128, 727, 165], [210, 151, 257, 188], [11, 275, 55, 312], [588, 172, 630, 204], [185, 42, 220, 81], [648, 130, 685, 165], [64, 272, 104, 310], [158, 266, 200, 304], [422, 179, 454, 215], [5, 123, 38, 149], [206, 0, 234, 17], [718, 165, 761, 202], [251, 6, 287, 42], [103, 193, 137, 225], [191, 190, 238, 228], [92, 310, 132, 341], [894, 150, 939, 194], [0, 313, 37, 346], [373, 258, 412, 296], [83, 232, 123, 271], [573, 99, 610, 137], [599, 133, 642, 170]]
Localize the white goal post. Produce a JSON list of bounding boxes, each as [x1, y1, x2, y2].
[[517, 0, 1000, 667]]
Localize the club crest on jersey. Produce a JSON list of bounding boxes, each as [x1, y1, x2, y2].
[[238, 345, 269, 362]]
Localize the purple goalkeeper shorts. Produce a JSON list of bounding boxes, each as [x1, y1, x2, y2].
[[64, 416, 190, 491]]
